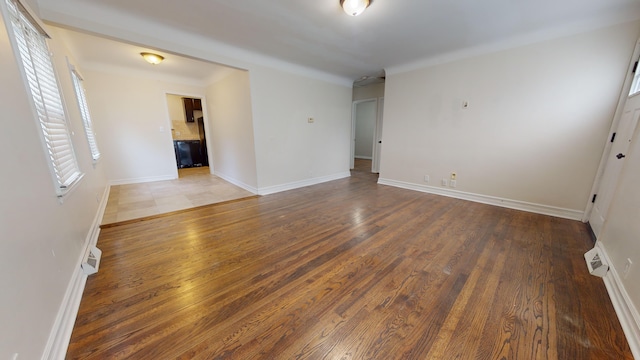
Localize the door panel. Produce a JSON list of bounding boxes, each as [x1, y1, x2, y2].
[[590, 93, 640, 237]]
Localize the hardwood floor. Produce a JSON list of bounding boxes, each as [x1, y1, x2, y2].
[[67, 164, 632, 359]]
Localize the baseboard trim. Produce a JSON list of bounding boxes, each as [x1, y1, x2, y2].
[[258, 172, 351, 196], [109, 174, 176, 186], [42, 185, 110, 360], [377, 178, 583, 220], [213, 172, 258, 194], [596, 242, 640, 359]]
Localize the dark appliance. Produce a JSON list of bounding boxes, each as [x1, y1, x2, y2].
[[174, 140, 203, 168]]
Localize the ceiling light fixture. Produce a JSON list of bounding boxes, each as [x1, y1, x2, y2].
[[140, 52, 164, 65], [340, 0, 370, 16]]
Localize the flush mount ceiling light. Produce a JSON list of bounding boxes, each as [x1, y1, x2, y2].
[[340, 0, 370, 16], [140, 52, 164, 65]]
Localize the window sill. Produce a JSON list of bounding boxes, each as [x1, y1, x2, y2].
[[56, 172, 85, 203]]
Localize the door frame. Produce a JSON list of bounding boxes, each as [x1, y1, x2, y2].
[[583, 38, 640, 224], [350, 98, 378, 170]]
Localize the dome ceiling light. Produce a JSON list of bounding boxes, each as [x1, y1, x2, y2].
[[140, 52, 164, 65], [340, 0, 371, 17]]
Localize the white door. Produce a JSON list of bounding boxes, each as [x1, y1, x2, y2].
[[372, 97, 384, 173], [351, 99, 378, 170], [590, 93, 640, 237]]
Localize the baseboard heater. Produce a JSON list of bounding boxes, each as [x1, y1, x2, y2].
[[81, 246, 102, 275], [585, 247, 609, 277]]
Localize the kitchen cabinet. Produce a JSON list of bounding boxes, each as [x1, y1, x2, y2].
[[183, 98, 202, 122]]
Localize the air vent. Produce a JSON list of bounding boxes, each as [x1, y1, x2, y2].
[[81, 246, 102, 275]]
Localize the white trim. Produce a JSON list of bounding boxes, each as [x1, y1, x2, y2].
[[109, 174, 176, 186], [213, 171, 258, 194], [355, 156, 372, 160], [258, 172, 351, 196], [378, 178, 583, 220], [43, 267, 87, 360], [42, 184, 110, 360], [595, 242, 640, 359]]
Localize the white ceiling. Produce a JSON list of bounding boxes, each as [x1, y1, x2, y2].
[[51, 27, 236, 87], [37, 0, 640, 83]]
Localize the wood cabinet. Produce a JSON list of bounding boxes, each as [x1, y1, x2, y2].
[[183, 98, 202, 122]]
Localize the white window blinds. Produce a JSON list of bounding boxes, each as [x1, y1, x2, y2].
[[5, 0, 82, 195], [71, 68, 101, 162]]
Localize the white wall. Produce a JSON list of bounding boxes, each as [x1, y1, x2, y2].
[[353, 82, 385, 101], [380, 21, 640, 214], [0, 12, 108, 360], [80, 69, 206, 184], [250, 66, 353, 192], [206, 70, 258, 190]]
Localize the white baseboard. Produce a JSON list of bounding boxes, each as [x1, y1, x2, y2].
[[213, 172, 258, 194], [258, 172, 351, 196], [596, 242, 640, 359], [377, 178, 583, 220], [109, 174, 176, 186], [42, 185, 110, 360]]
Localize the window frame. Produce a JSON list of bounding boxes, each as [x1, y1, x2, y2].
[[2, 0, 84, 198], [69, 62, 101, 163]]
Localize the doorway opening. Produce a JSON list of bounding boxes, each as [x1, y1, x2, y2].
[[166, 94, 210, 178], [351, 97, 384, 173], [351, 74, 385, 173]]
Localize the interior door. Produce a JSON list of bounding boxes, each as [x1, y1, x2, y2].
[[590, 93, 640, 237], [351, 99, 377, 170], [372, 97, 384, 173]]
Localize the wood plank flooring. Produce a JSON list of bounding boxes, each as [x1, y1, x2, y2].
[[67, 164, 632, 359]]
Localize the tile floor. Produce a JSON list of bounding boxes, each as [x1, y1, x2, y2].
[[101, 167, 255, 225]]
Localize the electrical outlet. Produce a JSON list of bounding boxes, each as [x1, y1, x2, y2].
[[450, 180, 457, 188], [424, 175, 429, 183], [441, 179, 448, 186], [307, 117, 314, 123], [462, 100, 469, 109], [623, 258, 633, 278], [451, 172, 457, 180]]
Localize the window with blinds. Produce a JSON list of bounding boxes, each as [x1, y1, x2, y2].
[[70, 67, 101, 162], [4, 0, 83, 196]]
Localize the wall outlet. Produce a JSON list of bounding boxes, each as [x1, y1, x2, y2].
[[623, 258, 633, 278], [424, 175, 429, 183], [308, 117, 314, 123], [450, 180, 457, 188], [441, 179, 448, 186], [462, 100, 469, 109], [451, 172, 457, 180]]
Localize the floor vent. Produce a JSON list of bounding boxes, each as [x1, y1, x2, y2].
[[81, 246, 102, 275], [585, 247, 609, 277]]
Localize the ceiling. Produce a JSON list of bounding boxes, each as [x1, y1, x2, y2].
[[37, 0, 640, 83], [51, 27, 236, 87]]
